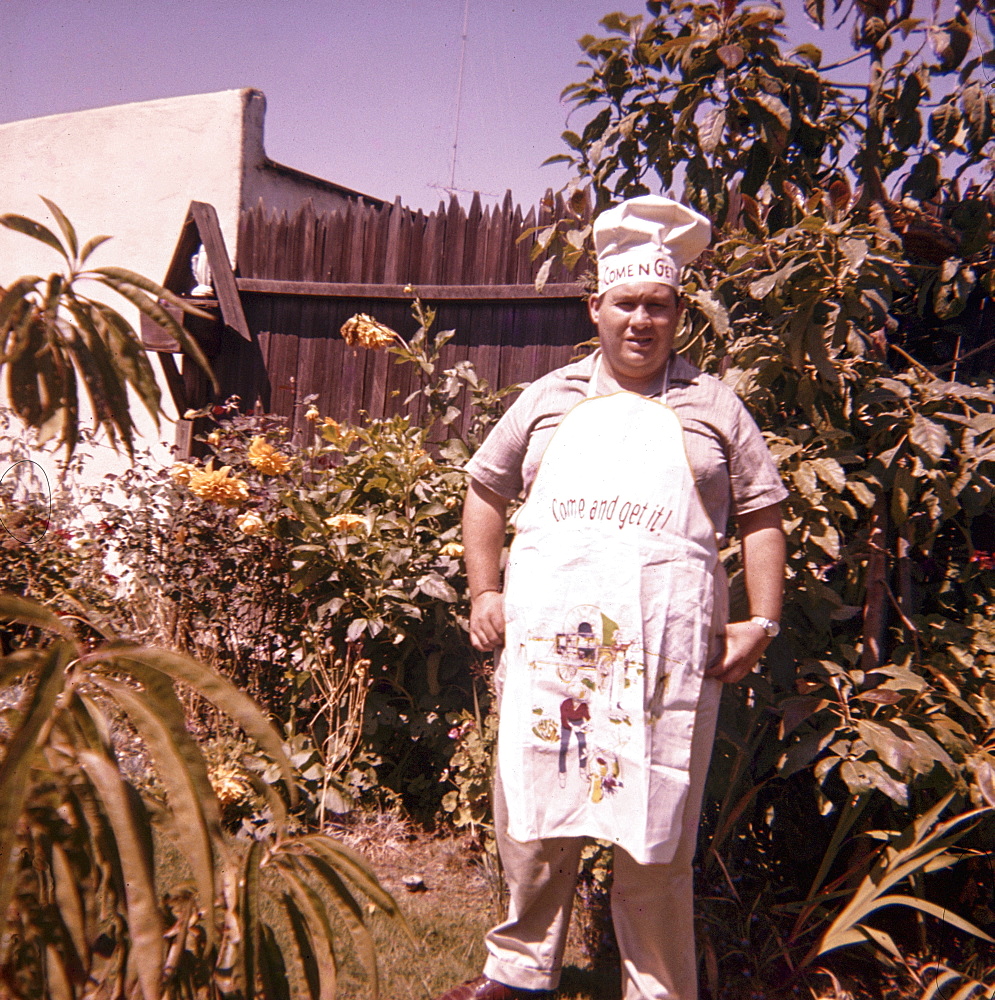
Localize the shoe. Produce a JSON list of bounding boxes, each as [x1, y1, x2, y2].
[[432, 974, 548, 1000]]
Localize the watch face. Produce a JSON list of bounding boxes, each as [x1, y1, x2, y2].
[[753, 617, 780, 637]]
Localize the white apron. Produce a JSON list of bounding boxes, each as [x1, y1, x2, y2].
[[496, 358, 721, 864]]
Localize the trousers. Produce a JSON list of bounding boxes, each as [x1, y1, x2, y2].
[[482, 677, 722, 1000]]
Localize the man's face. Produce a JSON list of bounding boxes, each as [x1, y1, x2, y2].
[[588, 281, 683, 389]]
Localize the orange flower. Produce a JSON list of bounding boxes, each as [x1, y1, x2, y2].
[[187, 461, 249, 507], [439, 542, 464, 557], [324, 513, 367, 533], [168, 462, 198, 486], [340, 313, 398, 350], [235, 511, 266, 535], [247, 436, 292, 475]]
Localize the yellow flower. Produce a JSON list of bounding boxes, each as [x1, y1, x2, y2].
[[324, 513, 367, 533], [168, 462, 198, 486], [208, 763, 251, 808], [247, 436, 292, 475], [340, 313, 398, 350], [322, 417, 340, 430], [439, 542, 464, 557], [305, 405, 320, 422], [187, 461, 250, 507], [207, 430, 221, 446], [235, 511, 266, 535]]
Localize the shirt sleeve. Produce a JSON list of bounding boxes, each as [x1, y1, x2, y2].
[[464, 385, 534, 499], [725, 395, 788, 516]]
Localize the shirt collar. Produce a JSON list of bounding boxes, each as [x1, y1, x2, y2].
[[564, 350, 702, 385]]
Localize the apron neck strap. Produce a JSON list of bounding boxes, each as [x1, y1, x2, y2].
[[589, 352, 671, 402]]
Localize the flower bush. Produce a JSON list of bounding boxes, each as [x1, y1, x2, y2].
[[91, 296, 516, 817]]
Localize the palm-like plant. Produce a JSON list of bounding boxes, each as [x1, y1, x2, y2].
[[0, 594, 409, 999], [0, 197, 216, 458]]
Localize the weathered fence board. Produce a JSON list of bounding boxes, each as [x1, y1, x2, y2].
[[155, 191, 593, 454]]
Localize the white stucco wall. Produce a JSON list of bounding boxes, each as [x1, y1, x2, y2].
[[0, 89, 259, 292], [0, 89, 377, 494], [0, 89, 264, 486]]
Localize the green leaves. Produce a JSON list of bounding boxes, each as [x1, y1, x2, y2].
[[815, 795, 995, 963], [0, 595, 407, 999], [0, 199, 216, 458]]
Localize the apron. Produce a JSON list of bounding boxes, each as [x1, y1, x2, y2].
[[496, 356, 721, 864]]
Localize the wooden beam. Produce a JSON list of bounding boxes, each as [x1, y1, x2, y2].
[[156, 352, 188, 415], [233, 278, 586, 301], [189, 202, 253, 343]]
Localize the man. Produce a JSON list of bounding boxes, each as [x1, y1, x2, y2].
[[439, 196, 787, 1000]]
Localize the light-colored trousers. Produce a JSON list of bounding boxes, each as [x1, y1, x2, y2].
[[482, 678, 722, 1000]]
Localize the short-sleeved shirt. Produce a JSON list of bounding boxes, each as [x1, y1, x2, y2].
[[465, 351, 787, 542]]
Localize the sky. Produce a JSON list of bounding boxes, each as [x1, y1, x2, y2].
[[2, 0, 868, 215]]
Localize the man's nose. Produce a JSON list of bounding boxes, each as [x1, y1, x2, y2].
[[630, 305, 652, 326]]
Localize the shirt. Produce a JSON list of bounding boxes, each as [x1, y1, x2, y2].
[[465, 351, 787, 541]]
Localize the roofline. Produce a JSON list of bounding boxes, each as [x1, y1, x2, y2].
[[259, 156, 386, 208]]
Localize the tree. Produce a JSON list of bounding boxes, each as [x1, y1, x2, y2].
[[0, 198, 216, 458], [538, 0, 995, 989]]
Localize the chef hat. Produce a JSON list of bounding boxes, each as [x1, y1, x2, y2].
[[593, 195, 712, 294]]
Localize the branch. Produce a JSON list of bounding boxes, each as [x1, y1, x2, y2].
[[821, 51, 871, 73]]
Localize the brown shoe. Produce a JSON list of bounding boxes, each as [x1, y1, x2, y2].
[[433, 975, 549, 1000]]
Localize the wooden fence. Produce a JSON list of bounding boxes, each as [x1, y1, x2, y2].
[[154, 192, 594, 452]]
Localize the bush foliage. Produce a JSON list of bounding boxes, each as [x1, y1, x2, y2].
[[536, 0, 995, 991]]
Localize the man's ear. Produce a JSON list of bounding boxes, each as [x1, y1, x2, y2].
[[588, 293, 602, 325]]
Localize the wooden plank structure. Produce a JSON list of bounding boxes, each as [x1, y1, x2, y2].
[[143, 191, 593, 454]]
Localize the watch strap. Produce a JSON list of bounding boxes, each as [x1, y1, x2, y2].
[[749, 615, 780, 638]]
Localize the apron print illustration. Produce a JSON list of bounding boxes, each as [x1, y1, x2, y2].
[[498, 374, 721, 864]]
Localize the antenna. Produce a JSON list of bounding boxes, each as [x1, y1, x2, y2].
[[429, 0, 499, 200], [449, 0, 470, 192]]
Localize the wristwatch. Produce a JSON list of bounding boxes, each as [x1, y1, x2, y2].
[[749, 615, 780, 638]]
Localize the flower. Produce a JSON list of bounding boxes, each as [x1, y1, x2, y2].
[[247, 436, 292, 475], [168, 462, 198, 485], [207, 430, 221, 446], [305, 405, 320, 422], [208, 763, 251, 808], [324, 513, 367, 533], [322, 417, 340, 429], [439, 542, 464, 557], [187, 461, 250, 507], [340, 313, 398, 350], [235, 511, 266, 535]]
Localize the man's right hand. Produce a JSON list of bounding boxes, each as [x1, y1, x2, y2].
[[469, 590, 505, 651]]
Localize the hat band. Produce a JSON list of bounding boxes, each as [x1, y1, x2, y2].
[[597, 247, 679, 293]]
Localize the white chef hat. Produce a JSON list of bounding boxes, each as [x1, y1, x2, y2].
[[593, 195, 712, 294]]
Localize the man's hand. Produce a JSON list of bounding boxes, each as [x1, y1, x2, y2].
[[705, 501, 785, 684], [470, 590, 506, 652], [705, 620, 769, 684], [463, 479, 511, 654]]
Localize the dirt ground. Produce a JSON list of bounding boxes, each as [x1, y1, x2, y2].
[[328, 811, 623, 1000]]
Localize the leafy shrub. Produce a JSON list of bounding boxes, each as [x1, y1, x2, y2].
[[0, 595, 408, 1000], [0, 199, 215, 458], [533, 1, 995, 989], [92, 297, 514, 817]]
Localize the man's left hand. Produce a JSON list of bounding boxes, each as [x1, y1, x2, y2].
[[704, 620, 770, 684]]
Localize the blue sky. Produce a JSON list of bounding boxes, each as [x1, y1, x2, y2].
[[0, 1, 950, 213]]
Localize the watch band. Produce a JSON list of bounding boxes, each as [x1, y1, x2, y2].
[[749, 615, 780, 638]]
